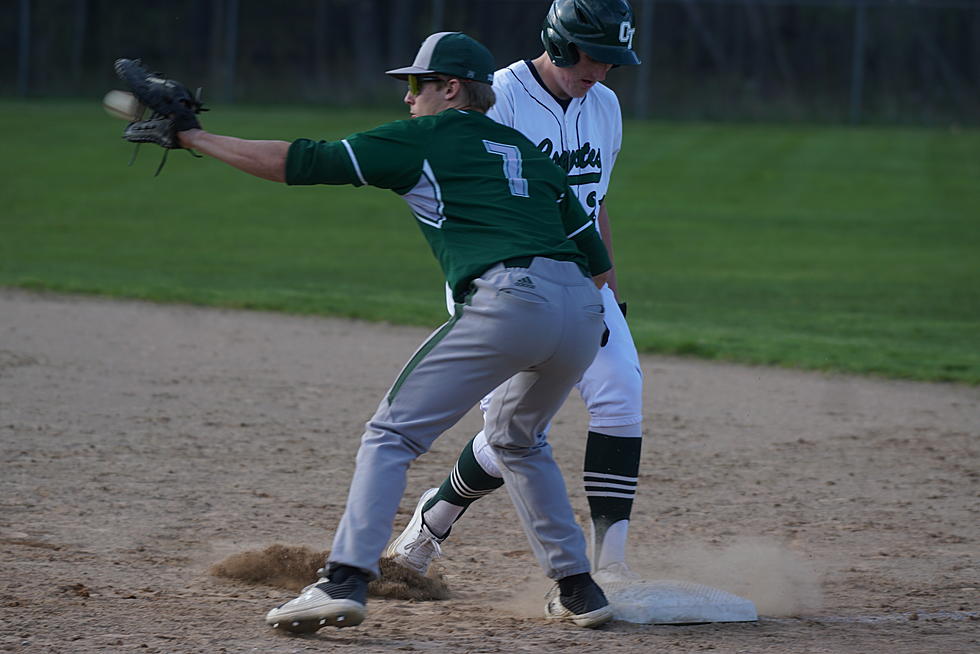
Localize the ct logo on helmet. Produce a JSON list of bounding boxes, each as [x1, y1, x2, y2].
[[619, 21, 635, 48], [541, 0, 642, 68]]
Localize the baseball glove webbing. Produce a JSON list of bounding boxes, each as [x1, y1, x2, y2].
[[113, 58, 208, 176]]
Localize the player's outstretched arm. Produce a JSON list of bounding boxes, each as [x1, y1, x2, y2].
[[178, 129, 290, 183]]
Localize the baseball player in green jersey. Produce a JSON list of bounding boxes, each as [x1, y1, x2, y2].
[[177, 32, 614, 631]]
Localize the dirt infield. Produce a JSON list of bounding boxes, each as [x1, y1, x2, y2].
[[1, 289, 977, 653]]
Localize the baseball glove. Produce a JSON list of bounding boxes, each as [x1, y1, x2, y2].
[[113, 58, 208, 175]]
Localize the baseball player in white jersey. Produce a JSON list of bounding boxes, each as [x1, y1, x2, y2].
[[389, 0, 645, 585]]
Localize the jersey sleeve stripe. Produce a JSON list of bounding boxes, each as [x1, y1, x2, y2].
[[422, 159, 446, 219], [341, 139, 368, 186], [566, 219, 595, 239]]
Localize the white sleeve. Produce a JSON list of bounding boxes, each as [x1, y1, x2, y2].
[[601, 92, 624, 202], [608, 96, 623, 177]]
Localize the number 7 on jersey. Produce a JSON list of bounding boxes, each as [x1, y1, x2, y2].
[[483, 140, 530, 198]]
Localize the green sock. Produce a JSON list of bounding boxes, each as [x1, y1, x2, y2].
[[422, 434, 504, 536]]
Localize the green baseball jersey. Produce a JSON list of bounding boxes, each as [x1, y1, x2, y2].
[[286, 109, 611, 303]]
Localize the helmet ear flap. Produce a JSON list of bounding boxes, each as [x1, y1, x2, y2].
[[564, 42, 580, 67], [541, 25, 580, 68]]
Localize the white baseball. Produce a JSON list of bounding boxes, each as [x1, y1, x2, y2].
[[102, 89, 142, 121]]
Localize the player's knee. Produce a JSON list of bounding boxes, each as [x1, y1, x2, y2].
[[618, 364, 644, 402], [487, 431, 549, 464], [472, 430, 503, 478], [588, 365, 643, 410], [583, 368, 644, 431]]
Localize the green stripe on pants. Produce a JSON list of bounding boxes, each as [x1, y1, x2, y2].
[[387, 306, 464, 404]]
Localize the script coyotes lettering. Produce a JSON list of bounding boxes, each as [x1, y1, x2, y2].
[[537, 138, 601, 174], [537, 138, 602, 218]]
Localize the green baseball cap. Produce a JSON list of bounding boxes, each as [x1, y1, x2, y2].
[[386, 32, 495, 84]]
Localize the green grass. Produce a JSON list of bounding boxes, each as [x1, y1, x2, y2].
[[1, 100, 978, 383], [611, 122, 979, 382]]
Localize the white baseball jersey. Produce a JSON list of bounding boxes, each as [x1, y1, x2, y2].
[[486, 59, 643, 437], [486, 59, 623, 228]]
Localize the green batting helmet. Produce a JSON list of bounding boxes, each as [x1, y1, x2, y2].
[[541, 0, 641, 67]]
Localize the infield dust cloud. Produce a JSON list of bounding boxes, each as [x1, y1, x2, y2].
[[210, 543, 449, 600], [504, 574, 556, 619], [210, 540, 819, 617], [632, 537, 824, 617], [504, 538, 822, 620]]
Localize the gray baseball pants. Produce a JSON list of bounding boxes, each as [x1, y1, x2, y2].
[[328, 257, 605, 580]]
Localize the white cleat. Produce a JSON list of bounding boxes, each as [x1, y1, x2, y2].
[[385, 487, 443, 575], [265, 575, 367, 634]]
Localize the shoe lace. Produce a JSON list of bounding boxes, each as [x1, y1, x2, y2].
[[301, 573, 331, 595], [402, 528, 442, 569]]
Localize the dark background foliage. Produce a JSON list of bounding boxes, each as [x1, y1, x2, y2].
[[2, 0, 978, 124]]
